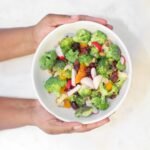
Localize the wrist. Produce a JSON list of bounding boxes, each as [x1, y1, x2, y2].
[[23, 26, 37, 54]]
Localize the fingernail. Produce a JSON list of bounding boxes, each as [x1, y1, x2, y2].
[[73, 125, 82, 130]]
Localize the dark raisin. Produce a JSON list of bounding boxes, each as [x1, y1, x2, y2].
[[89, 63, 96, 68], [80, 47, 89, 54], [86, 67, 91, 76], [109, 93, 117, 99], [74, 60, 80, 71], [72, 42, 80, 51], [111, 60, 117, 71], [71, 101, 79, 109], [110, 71, 118, 83]]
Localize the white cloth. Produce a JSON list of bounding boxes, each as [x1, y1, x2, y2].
[[0, 0, 150, 150]]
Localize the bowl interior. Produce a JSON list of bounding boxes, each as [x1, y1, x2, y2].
[[32, 21, 132, 124]]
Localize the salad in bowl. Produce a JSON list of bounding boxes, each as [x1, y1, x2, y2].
[[39, 28, 127, 118]]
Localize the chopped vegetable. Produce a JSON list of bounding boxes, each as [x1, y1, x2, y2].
[[52, 60, 66, 73], [44, 76, 66, 96], [91, 30, 107, 44], [78, 86, 92, 97], [90, 47, 100, 58], [79, 54, 93, 66], [116, 60, 126, 71], [65, 49, 79, 63], [96, 58, 109, 77], [75, 64, 86, 84], [73, 29, 91, 44], [105, 81, 113, 91], [116, 71, 127, 89], [67, 85, 81, 96], [91, 96, 109, 110], [40, 51, 57, 70], [64, 99, 71, 108], [93, 75, 102, 89], [106, 44, 121, 61], [75, 107, 93, 117], [60, 37, 73, 54], [91, 41, 103, 52], [80, 77, 94, 89]]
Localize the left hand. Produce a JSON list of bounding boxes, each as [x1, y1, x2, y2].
[[32, 14, 113, 48]]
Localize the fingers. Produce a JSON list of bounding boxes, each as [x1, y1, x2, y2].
[[47, 119, 82, 134], [73, 118, 110, 132], [106, 24, 113, 30], [71, 15, 108, 25], [45, 14, 77, 26], [44, 14, 113, 30], [46, 118, 110, 134]]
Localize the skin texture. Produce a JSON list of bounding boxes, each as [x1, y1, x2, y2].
[[0, 14, 112, 134]]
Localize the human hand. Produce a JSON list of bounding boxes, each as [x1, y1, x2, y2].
[[31, 101, 110, 134], [32, 14, 113, 48]]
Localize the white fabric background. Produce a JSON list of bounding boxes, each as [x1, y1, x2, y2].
[[0, 0, 150, 150]]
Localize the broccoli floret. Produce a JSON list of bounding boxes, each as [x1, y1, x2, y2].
[[73, 29, 91, 44], [79, 54, 93, 66], [69, 94, 85, 107], [116, 71, 127, 89], [78, 86, 92, 97], [53, 60, 66, 72], [91, 30, 107, 44], [44, 76, 66, 96], [91, 96, 109, 110], [116, 60, 126, 71], [40, 51, 57, 70], [96, 58, 109, 77], [75, 96, 86, 107], [99, 82, 109, 96], [90, 47, 100, 58], [60, 37, 74, 54], [75, 107, 93, 117], [65, 49, 79, 63], [106, 44, 121, 61], [91, 91, 101, 97], [107, 85, 119, 97]]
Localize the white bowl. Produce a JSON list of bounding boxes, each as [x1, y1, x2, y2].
[[32, 21, 132, 124]]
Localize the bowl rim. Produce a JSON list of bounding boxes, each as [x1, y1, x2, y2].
[[31, 21, 132, 124]]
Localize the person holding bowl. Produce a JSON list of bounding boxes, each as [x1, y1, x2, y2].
[[0, 14, 112, 134]]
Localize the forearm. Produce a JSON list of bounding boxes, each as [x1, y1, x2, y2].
[[0, 27, 36, 61], [0, 97, 35, 130]]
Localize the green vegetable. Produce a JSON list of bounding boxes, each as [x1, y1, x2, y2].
[[108, 85, 119, 97], [79, 54, 93, 66], [69, 95, 85, 107], [91, 30, 107, 44], [91, 91, 101, 97], [52, 60, 66, 72], [116, 71, 127, 89], [78, 86, 92, 97], [91, 96, 109, 110], [40, 51, 57, 70], [116, 60, 126, 71], [106, 44, 120, 61], [73, 29, 91, 44], [44, 76, 66, 96], [96, 58, 109, 77], [63, 69, 71, 79], [65, 49, 79, 63], [60, 37, 73, 54], [75, 107, 93, 117], [75, 96, 86, 107], [90, 47, 100, 58], [99, 82, 109, 96]]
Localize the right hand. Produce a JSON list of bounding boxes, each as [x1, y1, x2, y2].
[[31, 100, 110, 134]]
